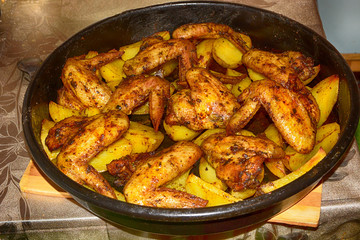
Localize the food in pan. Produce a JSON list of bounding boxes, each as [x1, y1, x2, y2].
[[41, 22, 340, 208]]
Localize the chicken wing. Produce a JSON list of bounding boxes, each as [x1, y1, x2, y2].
[[57, 110, 130, 199], [227, 79, 316, 154], [123, 141, 207, 208], [165, 67, 239, 131], [62, 50, 123, 109], [201, 133, 285, 191], [242, 49, 320, 125], [102, 75, 170, 131]]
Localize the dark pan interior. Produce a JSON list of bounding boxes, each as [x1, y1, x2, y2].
[[22, 1, 359, 235]]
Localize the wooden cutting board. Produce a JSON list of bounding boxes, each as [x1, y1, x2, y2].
[[20, 160, 322, 227]]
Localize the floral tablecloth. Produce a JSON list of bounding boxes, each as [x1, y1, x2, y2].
[[1, 1, 359, 239]]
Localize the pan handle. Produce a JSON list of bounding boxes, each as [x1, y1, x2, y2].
[[17, 57, 42, 82]]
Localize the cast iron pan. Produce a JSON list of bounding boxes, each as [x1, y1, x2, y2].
[[22, 1, 359, 235]]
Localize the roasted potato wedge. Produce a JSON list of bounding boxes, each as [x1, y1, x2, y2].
[[49, 101, 82, 122], [163, 121, 202, 141], [89, 138, 133, 172], [196, 39, 214, 68], [123, 121, 164, 153], [247, 68, 265, 81], [100, 59, 126, 91], [40, 119, 60, 161], [198, 157, 228, 191], [212, 38, 243, 69], [165, 169, 191, 192], [311, 74, 339, 127], [260, 148, 326, 193], [186, 174, 240, 207], [284, 122, 340, 171]]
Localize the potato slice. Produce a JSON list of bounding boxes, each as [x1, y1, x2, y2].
[[196, 39, 214, 68], [231, 76, 252, 97], [49, 101, 82, 122], [263, 124, 287, 178], [260, 148, 326, 194], [247, 68, 265, 81], [40, 119, 60, 161], [89, 138, 133, 172], [186, 174, 240, 207], [212, 38, 243, 69], [80, 107, 100, 117], [100, 59, 126, 90], [165, 169, 191, 192], [120, 40, 143, 61], [163, 121, 202, 141], [283, 122, 340, 171], [199, 157, 228, 191], [311, 74, 339, 127], [123, 121, 164, 153]]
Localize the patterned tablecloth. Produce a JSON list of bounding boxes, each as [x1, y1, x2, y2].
[[1, 0, 360, 239]]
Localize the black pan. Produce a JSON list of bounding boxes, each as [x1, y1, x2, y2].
[[22, 1, 360, 235]]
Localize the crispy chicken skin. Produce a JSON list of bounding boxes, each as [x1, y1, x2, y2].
[[165, 67, 239, 131], [172, 22, 250, 53], [57, 110, 130, 199], [102, 75, 170, 131], [57, 87, 86, 110], [227, 79, 316, 154], [107, 152, 155, 187], [201, 133, 285, 191], [61, 50, 123, 109], [123, 39, 197, 83], [242, 49, 320, 125], [123, 141, 207, 208], [45, 115, 97, 151]]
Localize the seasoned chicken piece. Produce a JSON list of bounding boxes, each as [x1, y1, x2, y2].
[[172, 22, 251, 53], [201, 133, 285, 191], [57, 87, 86, 110], [62, 49, 123, 109], [102, 75, 170, 131], [227, 79, 316, 154], [45, 115, 97, 151], [107, 152, 155, 187], [165, 67, 239, 131], [242, 49, 320, 125], [57, 110, 130, 199], [123, 141, 207, 208], [123, 39, 197, 83]]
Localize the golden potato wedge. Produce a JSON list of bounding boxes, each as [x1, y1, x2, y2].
[[212, 38, 243, 69], [165, 169, 191, 192], [247, 68, 265, 81], [186, 174, 240, 207], [193, 128, 226, 146], [198, 157, 228, 191], [263, 124, 285, 148], [49, 101, 82, 122], [311, 74, 339, 127], [89, 138, 133, 172], [100, 59, 126, 86], [231, 77, 252, 97], [260, 148, 326, 193], [163, 121, 202, 141], [153, 31, 171, 41], [85, 51, 99, 59], [120, 40, 143, 61], [230, 189, 256, 200], [284, 122, 340, 171], [302, 65, 320, 85], [132, 102, 150, 115], [40, 119, 60, 161], [80, 107, 100, 117], [159, 59, 178, 77], [196, 39, 214, 68], [123, 121, 164, 153]]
